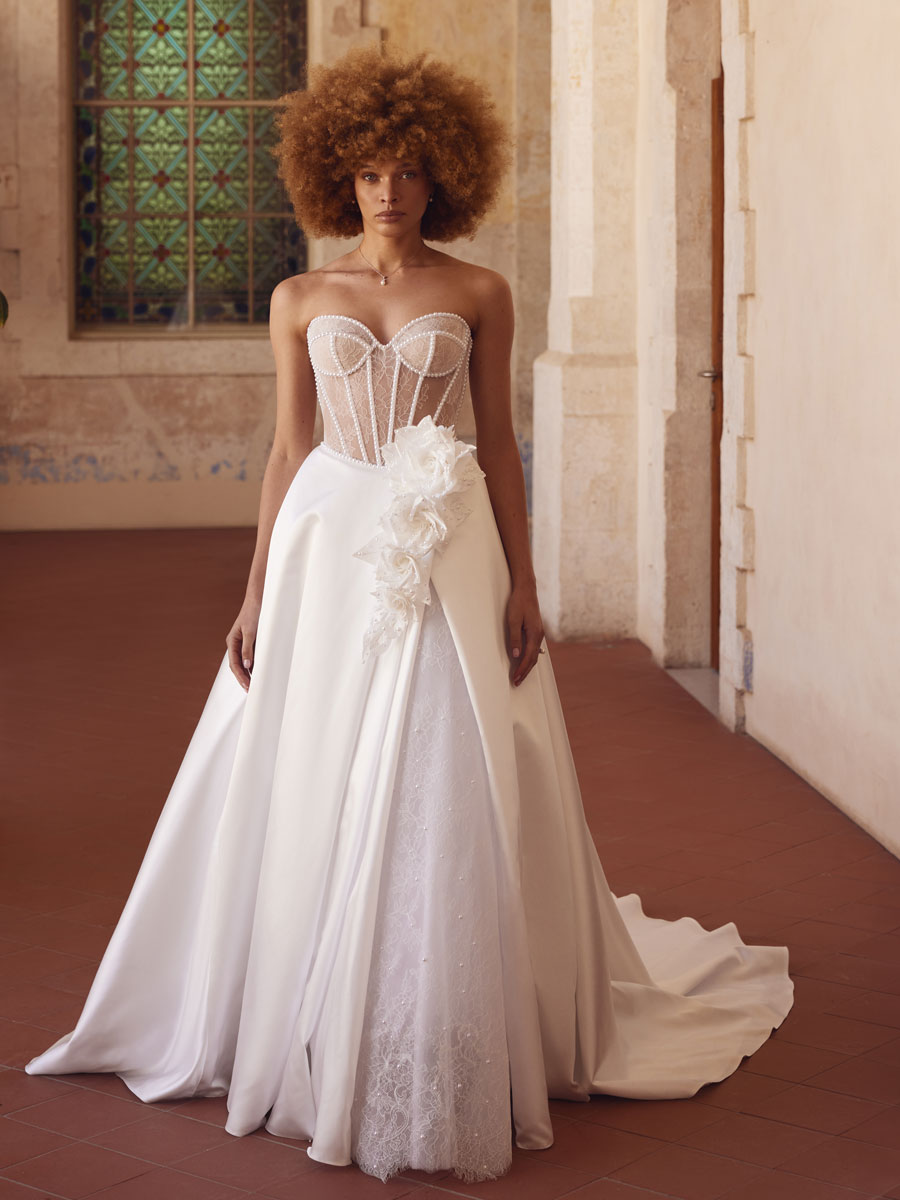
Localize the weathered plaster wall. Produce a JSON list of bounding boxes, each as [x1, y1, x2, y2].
[[0, 0, 280, 529], [0, 0, 549, 530], [732, 0, 900, 852]]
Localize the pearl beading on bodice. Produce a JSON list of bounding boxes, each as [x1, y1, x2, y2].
[[307, 312, 473, 466]]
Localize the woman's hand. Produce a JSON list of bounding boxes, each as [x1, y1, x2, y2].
[[506, 581, 545, 687], [226, 597, 261, 692]]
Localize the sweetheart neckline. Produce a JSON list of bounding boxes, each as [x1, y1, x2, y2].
[[306, 311, 473, 349]]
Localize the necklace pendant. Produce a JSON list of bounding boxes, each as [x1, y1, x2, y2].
[[380, 277, 388, 286]]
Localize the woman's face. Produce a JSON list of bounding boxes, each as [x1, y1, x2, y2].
[[353, 157, 432, 236]]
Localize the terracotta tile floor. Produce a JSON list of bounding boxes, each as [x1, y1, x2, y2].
[[2, 528, 900, 1199]]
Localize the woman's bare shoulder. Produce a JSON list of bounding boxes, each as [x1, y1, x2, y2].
[[429, 249, 509, 288], [450, 256, 511, 305], [269, 271, 312, 313], [424, 252, 512, 330], [449, 259, 512, 335], [270, 259, 361, 331]]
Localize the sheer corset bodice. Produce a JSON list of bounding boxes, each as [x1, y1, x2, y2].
[[307, 312, 473, 465]]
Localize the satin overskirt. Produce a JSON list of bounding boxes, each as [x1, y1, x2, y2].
[[25, 443, 794, 1166]]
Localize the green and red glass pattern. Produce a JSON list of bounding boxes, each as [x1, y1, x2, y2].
[[75, 1, 305, 328]]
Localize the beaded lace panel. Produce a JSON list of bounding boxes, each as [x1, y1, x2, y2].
[[307, 313, 473, 465], [350, 584, 513, 1183]]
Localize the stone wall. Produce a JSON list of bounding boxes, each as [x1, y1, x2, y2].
[[636, 0, 720, 667], [534, 0, 720, 651], [0, 0, 280, 528], [532, 0, 639, 639]]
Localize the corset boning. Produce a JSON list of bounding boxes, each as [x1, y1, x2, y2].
[[307, 312, 473, 466]]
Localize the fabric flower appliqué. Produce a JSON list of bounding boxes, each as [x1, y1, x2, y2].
[[353, 415, 485, 661]]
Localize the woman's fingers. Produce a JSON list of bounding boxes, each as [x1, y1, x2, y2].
[[226, 598, 262, 693], [512, 620, 544, 686], [508, 615, 523, 665], [506, 601, 525, 681], [506, 589, 545, 686], [226, 625, 252, 691], [242, 630, 255, 675]]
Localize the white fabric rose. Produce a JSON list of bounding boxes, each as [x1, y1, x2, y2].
[[353, 416, 485, 661], [383, 416, 466, 500], [383, 497, 449, 558], [375, 544, 429, 599]]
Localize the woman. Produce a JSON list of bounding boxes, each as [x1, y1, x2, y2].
[[25, 47, 793, 1184]]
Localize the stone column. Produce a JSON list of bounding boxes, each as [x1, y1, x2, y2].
[[532, 0, 639, 638], [635, 0, 721, 668], [718, 0, 756, 729]]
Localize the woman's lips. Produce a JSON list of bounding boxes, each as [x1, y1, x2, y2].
[[375, 212, 404, 222]]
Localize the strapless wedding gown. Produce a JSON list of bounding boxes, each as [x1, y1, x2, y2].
[[25, 312, 793, 1183]]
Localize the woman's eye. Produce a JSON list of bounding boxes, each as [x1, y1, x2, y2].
[[358, 169, 417, 182]]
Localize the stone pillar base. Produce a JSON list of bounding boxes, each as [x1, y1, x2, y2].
[[532, 349, 637, 639]]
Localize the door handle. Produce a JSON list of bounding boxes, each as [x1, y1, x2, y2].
[[698, 370, 721, 379]]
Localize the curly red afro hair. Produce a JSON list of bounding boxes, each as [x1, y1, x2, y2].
[[270, 45, 512, 242]]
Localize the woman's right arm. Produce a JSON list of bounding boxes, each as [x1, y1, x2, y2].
[[226, 278, 318, 691]]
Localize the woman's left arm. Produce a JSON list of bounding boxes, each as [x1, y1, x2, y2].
[[469, 271, 545, 686]]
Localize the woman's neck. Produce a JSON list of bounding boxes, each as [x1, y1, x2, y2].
[[357, 229, 428, 276]]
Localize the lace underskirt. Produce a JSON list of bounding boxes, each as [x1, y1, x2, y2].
[[350, 584, 513, 1183]]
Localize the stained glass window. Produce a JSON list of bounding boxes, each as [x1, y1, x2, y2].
[[74, 1, 307, 330]]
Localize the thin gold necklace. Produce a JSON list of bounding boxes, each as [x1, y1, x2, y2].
[[356, 244, 424, 286]]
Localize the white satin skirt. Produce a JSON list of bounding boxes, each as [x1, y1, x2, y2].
[[25, 442, 794, 1183]]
